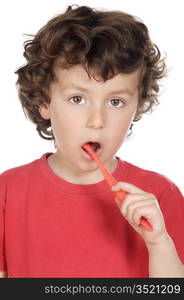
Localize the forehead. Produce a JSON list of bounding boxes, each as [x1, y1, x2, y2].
[[53, 64, 141, 92]]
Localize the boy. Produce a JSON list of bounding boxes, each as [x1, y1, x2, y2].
[[0, 5, 184, 278]]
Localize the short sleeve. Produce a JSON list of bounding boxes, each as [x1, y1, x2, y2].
[[0, 173, 7, 271], [158, 180, 184, 264]]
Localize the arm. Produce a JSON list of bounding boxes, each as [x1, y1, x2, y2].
[[0, 270, 7, 278], [111, 182, 184, 277], [147, 234, 184, 277]]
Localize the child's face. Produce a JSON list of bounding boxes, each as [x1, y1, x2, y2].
[[39, 64, 140, 179]]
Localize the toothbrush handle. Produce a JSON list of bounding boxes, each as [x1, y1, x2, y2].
[[82, 144, 153, 232], [114, 190, 153, 232], [115, 189, 128, 201]]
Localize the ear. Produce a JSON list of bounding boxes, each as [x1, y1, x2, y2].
[[39, 104, 50, 120]]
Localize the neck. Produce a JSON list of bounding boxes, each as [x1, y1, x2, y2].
[[47, 152, 118, 185]]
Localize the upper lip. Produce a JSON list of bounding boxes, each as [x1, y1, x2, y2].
[[80, 139, 103, 149]]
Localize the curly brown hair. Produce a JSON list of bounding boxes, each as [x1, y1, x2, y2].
[[15, 4, 167, 141]]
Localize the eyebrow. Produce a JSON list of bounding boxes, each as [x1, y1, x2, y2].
[[62, 84, 134, 96]]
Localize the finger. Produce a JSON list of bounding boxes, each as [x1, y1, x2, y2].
[[111, 181, 147, 195], [131, 205, 154, 228], [125, 199, 154, 226], [118, 193, 150, 216]]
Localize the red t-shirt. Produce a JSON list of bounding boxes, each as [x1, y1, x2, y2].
[[0, 153, 184, 278]]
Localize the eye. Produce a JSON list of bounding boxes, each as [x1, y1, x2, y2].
[[68, 96, 85, 104], [109, 98, 125, 107]]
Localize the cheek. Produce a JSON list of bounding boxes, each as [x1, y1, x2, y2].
[[107, 109, 136, 147], [50, 107, 81, 140], [109, 110, 134, 131]]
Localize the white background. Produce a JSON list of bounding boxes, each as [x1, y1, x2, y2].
[[0, 0, 183, 194]]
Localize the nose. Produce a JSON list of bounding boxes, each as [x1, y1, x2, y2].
[[86, 106, 106, 129]]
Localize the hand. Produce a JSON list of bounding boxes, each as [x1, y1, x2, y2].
[[111, 181, 168, 246]]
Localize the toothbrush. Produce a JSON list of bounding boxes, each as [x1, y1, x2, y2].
[[83, 143, 153, 232]]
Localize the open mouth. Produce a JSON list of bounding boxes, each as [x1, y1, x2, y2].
[[82, 141, 101, 153]]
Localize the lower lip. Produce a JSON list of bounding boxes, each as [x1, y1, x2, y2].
[[80, 146, 103, 161]]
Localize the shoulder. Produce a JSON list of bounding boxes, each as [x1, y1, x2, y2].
[[0, 161, 35, 201], [124, 160, 173, 185], [1, 160, 36, 184], [0, 154, 46, 187], [123, 160, 183, 199]]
